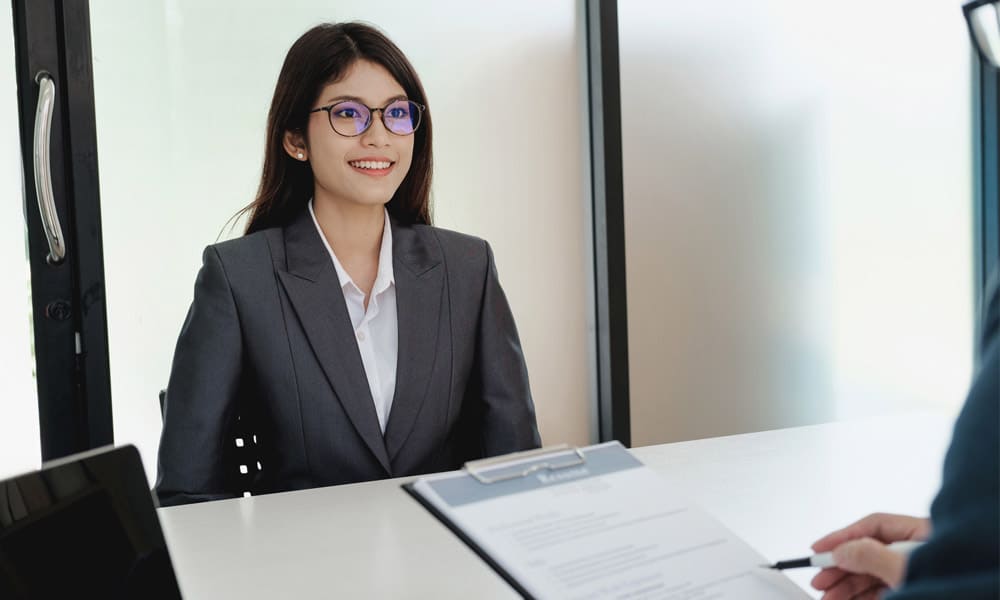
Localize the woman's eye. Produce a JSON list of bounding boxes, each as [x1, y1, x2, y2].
[[334, 108, 359, 119], [387, 107, 409, 119]]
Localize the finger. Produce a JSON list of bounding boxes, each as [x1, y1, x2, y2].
[[812, 513, 929, 551], [813, 514, 882, 551], [863, 513, 931, 545], [812, 513, 891, 550], [812, 567, 848, 590], [821, 574, 881, 600], [833, 538, 908, 587]]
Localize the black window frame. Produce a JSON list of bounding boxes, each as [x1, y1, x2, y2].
[[585, 0, 630, 445], [12, 0, 112, 461]]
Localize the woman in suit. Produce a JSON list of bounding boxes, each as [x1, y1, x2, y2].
[[155, 22, 541, 507]]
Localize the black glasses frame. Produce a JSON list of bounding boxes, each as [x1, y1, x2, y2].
[[309, 99, 426, 137]]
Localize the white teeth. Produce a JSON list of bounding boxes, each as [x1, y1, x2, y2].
[[350, 160, 391, 170]]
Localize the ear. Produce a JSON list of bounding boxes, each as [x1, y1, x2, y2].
[[283, 130, 308, 161]]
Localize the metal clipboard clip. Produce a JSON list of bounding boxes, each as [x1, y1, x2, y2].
[[463, 444, 587, 485]]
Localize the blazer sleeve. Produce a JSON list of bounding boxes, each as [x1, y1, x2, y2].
[[474, 241, 542, 455], [155, 246, 244, 506], [887, 269, 1000, 599]]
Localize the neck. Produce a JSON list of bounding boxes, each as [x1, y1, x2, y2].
[[312, 195, 385, 261]]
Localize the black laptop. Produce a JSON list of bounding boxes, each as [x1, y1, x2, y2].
[[0, 444, 182, 599]]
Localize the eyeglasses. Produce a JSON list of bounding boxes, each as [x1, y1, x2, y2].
[[309, 99, 426, 137]]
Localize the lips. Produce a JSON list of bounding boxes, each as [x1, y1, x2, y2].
[[348, 158, 395, 177], [349, 160, 392, 170]]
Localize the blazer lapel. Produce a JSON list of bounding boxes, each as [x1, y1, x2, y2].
[[384, 220, 443, 461], [276, 209, 391, 474]]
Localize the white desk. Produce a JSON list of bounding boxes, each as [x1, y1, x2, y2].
[[158, 411, 954, 599]]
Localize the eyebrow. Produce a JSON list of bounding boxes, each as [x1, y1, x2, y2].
[[323, 94, 408, 106]]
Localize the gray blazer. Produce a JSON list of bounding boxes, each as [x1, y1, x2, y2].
[[155, 208, 541, 506]]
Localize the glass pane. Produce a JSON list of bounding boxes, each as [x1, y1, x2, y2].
[[90, 1, 588, 482], [621, 0, 974, 445], [0, 0, 41, 479]]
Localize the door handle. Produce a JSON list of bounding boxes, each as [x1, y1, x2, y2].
[[33, 71, 66, 265]]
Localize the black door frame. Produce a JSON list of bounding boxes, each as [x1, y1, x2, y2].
[[971, 52, 1000, 341], [585, 0, 630, 445], [964, 0, 1000, 358], [12, 0, 112, 461]]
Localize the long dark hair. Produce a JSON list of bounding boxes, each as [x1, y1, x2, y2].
[[241, 22, 433, 234]]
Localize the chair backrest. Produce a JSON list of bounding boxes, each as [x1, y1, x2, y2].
[[230, 414, 262, 497], [158, 388, 260, 498]]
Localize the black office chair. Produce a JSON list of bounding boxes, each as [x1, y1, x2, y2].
[[158, 388, 261, 498]]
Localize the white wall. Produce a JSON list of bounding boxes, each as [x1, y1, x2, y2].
[[0, 0, 41, 480], [89, 1, 591, 481], [620, 0, 974, 445]]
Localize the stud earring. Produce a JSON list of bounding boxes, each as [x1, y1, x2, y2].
[[296, 152, 304, 159]]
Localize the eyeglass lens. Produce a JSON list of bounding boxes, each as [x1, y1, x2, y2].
[[329, 100, 421, 136]]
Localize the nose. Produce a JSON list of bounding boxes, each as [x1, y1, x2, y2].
[[362, 109, 391, 147]]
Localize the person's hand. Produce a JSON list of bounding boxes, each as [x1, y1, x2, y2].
[[810, 513, 931, 600]]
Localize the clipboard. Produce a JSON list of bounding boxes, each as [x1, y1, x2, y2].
[[402, 445, 589, 600], [402, 442, 810, 600]]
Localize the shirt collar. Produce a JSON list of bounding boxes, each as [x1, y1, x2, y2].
[[374, 208, 395, 291], [309, 199, 395, 293]]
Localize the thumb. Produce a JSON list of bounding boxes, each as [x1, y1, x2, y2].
[[832, 538, 907, 588]]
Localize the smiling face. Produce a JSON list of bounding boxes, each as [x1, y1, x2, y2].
[[285, 59, 415, 212]]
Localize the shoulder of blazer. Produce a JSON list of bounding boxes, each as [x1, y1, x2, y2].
[[204, 230, 277, 285], [416, 224, 490, 272]]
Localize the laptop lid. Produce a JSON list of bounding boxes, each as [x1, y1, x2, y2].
[[0, 444, 182, 599]]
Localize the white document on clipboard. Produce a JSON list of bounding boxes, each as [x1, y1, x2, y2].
[[404, 442, 809, 600]]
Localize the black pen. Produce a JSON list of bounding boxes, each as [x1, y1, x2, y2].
[[764, 540, 925, 570]]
